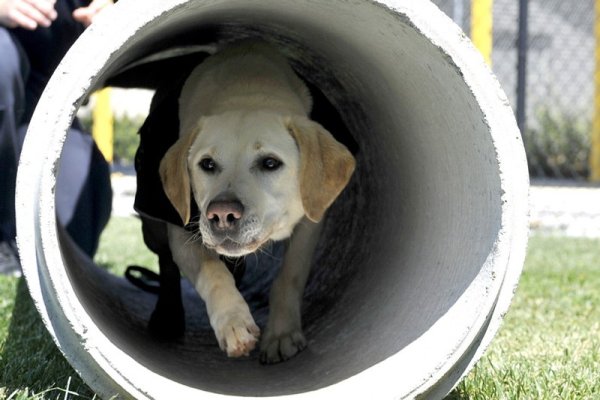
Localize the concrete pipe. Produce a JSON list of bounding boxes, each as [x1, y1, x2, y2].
[[16, 0, 529, 398]]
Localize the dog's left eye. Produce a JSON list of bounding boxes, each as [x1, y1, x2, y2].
[[199, 158, 217, 172], [260, 157, 283, 171]]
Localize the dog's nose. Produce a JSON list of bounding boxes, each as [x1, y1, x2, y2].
[[206, 200, 244, 231]]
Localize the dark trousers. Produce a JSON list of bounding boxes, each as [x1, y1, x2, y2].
[[0, 28, 112, 257]]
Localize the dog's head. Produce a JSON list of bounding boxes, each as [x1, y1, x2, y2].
[[159, 111, 355, 257]]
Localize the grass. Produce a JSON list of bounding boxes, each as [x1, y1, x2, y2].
[[0, 278, 95, 399], [94, 216, 157, 277], [1, 219, 599, 399], [450, 236, 600, 399]]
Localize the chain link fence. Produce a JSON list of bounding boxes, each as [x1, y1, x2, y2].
[[433, 0, 595, 180]]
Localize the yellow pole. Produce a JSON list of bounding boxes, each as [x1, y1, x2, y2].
[[471, 0, 493, 66], [591, 0, 600, 181], [92, 88, 114, 163]]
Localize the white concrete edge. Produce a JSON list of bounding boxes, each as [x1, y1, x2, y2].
[[17, 0, 193, 399], [15, 0, 529, 398], [390, 0, 530, 396]]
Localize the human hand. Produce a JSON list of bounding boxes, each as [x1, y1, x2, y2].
[[0, 0, 57, 30], [72, 0, 111, 27]]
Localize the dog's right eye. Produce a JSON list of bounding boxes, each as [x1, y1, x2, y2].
[[199, 158, 217, 172]]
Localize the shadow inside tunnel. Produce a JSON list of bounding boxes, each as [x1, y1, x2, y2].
[[0, 276, 478, 399]]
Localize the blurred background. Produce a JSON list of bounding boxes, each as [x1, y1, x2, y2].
[[434, 0, 600, 238], [434, 0, 595, 181]]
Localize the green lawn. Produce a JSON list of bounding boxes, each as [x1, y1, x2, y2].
[[1, 217, 599, 399], [449, 236, 600, 399]]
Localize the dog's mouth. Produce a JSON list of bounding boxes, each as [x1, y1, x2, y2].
[[198, 213, 271, 257], [209, 237, 265, 257]]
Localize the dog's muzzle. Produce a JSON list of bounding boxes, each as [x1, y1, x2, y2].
[[206, 200, 245, 232], [200, 199, 263, 256]]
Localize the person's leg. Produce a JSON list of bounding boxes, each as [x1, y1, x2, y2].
[[1, 28, 111, 265], [56, 126, 113, 257], [17, 122, 113, 258], [0, 28, 27, 244], [0, 29, 27, 275]]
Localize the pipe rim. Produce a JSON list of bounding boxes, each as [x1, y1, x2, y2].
[[15, 0, 529, 398]]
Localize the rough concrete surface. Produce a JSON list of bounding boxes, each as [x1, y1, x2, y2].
[[17, 0, 529, 398]]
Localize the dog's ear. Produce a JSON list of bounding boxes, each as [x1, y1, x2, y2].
[[159, 123, 202, 225], [286, 116, 356, 222]]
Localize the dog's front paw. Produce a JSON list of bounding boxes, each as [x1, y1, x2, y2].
[[259, 329, 307, 364], [213, 309, 260, 357]]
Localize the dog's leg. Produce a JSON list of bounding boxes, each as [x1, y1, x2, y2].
[[167, 223, 260, 357], [260, 218, 322, 364], [140, 217, 185, 340]]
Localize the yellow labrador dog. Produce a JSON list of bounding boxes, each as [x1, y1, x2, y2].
[[158, 41, 355, 363]]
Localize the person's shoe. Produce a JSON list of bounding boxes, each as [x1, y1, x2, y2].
[[0, 240, 21, 277]]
